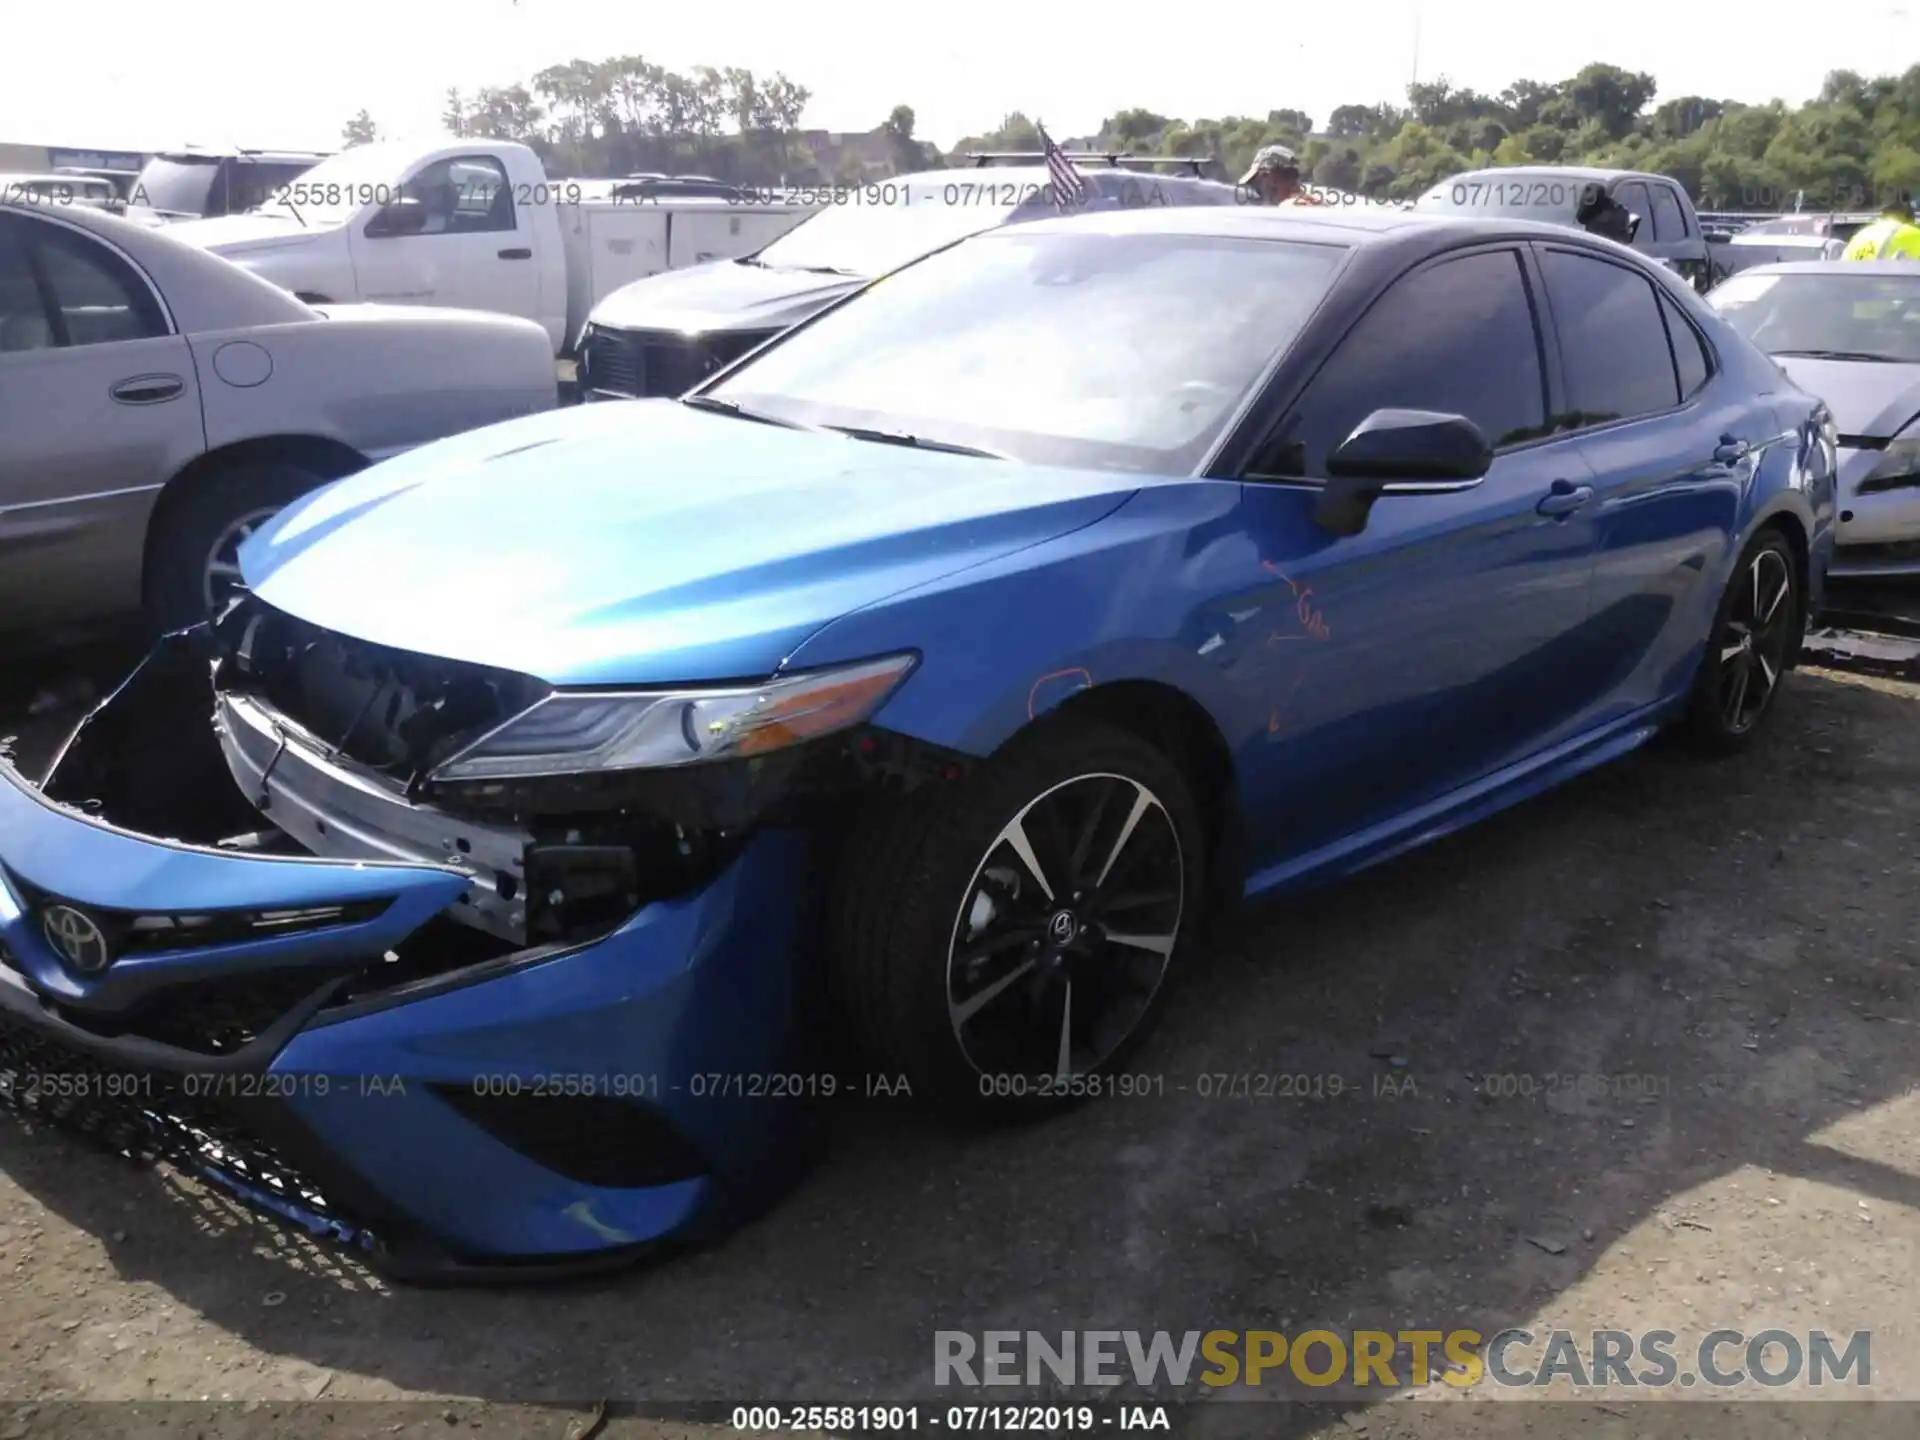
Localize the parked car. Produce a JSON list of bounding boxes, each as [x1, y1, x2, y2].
[[0, 204, 1833, 1277], [1712, 213, 1876, 273], [0, 198, 558, 649], [162, 139, 819, 356], [0, 172, 123, 213], [579, 160, 1240, 398], [1707, 260, 1920, 576], [124, 148, 330, 225], [1416, 166, 1716, 290]]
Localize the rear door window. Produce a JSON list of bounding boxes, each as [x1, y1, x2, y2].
[[1540, 248, 1680, 427]]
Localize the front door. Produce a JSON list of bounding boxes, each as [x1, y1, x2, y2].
[[347, 154, 541, 323], [1229, 245, 1606, 866]]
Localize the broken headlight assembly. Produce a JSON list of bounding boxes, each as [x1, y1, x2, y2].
[[427, 653, 919, 782], [1855, 430, 1920, 494]]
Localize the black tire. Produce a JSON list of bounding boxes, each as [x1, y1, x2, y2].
[[143, 462, 330, 634], [1679, 527, 1802, 755], [828, 716, 1207, 1119]]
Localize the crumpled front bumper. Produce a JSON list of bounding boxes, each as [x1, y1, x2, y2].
[[0, 641, 822, 1281], [1832, 445, 1920, 577]]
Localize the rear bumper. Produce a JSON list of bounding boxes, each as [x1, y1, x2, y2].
[[0, 735, 821, 1279]]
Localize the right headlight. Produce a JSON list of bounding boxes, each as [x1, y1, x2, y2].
[[1857, 429, 1920, 493], [427, 652, 918, 782]]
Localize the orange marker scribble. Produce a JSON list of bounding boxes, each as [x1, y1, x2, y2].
[[1259, 561, 1332, 738]]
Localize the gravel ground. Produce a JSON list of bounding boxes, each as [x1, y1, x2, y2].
[[1, 632, 1918, 1440]]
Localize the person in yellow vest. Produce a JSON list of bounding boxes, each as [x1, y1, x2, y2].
[[1841, 196, 1920, 260]]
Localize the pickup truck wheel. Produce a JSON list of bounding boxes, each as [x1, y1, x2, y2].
[[144, 462, 329, 633], [828, 717, 1205, 1119]]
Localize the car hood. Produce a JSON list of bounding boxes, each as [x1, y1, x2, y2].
[[241, 399, 1143, 686], [1771, 356, 1920, 437], [164, 211, 322, 254], [588, 258, 866, 334]]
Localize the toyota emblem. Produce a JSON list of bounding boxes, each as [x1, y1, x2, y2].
[[41, 904, 111, 974]]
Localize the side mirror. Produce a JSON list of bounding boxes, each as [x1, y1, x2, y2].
[[366, 198, 429, 237], [1312, 408, 1492, 537], [1627, 213, 1642, 243]]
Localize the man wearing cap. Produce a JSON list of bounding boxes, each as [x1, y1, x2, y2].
[[1841, 196, 1920, 261], [1239, 145, 1315, 206]]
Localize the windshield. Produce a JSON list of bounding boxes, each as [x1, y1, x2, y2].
[[1708, 271, 1920, 362], [129, 156, 222, 216], [1415, 175, 1604, 222], [707, 229, 1348, 474], [752, 189, 1022, 278]]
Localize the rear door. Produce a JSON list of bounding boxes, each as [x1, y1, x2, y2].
[[1233, 244, 1605, 859], [0, 210, 204, 632], [1646, 182, 1710, 287], [1534, 245, 1754, 719]]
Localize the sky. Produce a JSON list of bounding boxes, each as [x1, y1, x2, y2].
[[8, 0, 1917, 154]]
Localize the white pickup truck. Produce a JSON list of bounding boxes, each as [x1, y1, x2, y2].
[[161, 140, 817, 355]]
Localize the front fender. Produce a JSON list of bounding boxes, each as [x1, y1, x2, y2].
[[785, 481, 1257, 759]]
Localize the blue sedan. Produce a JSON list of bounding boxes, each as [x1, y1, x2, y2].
[[0, 206, 1836, 1277]]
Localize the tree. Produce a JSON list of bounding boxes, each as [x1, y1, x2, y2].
[[441, 89, 469, 138], [341, 110, 379, 146], [881, 105, 926, 174], [1563, 63, 1658, 140]]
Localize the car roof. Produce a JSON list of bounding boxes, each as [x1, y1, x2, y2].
[[992, 203, 1603, 248], [0, 171, 114, 185], [152, 148, 330, 163], [1443, 165, 1666, 186], [1729, 260, 1920, 277]]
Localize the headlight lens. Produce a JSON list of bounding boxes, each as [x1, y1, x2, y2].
[[428, 653, 918, 781], [1858, 432, 1920, 492]]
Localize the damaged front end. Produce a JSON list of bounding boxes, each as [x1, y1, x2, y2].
[[0, 601, 960, 1276]]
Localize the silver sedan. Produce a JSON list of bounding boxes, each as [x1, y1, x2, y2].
[[1, 197, 558, 651], [1708, 261, 1920, 577]]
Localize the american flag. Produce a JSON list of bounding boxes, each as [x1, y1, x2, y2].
[[1037, 123, 1088, 212]]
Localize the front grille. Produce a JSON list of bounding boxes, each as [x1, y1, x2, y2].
[[219, 600, 550, 785], [0, 1011, 361, 1244], [584, 327, 775, 399]]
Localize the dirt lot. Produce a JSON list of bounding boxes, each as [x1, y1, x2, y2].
[[1, 642, 1918, 1440]]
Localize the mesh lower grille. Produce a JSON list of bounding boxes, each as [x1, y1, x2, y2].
[[0, 1010, 359, 1242]]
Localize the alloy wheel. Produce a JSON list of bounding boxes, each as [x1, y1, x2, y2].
[[202, 506, 281, 615], [1717, 547, 1795, 735], [945, 772, 1185, 1082]]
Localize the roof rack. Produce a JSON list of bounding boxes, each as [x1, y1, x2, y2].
[[963, 151, 1213, 178]]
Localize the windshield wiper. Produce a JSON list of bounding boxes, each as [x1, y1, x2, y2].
[[679, 394, 811, 429], [825, 425, 1007, 459], [792, 265, 862, 276], [1770, 348, 1904, 363]]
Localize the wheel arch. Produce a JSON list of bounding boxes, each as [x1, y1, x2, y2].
[[142, 434, 369, 593], [1041, 678, 1246, 919], [1752, 507, 1811, 661]]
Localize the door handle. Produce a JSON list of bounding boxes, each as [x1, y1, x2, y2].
[[1713, 435, 1752, 465], [109, 374, 184, 405], [497, 247, 532, 260], [1536, 479, 1594, 518]]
